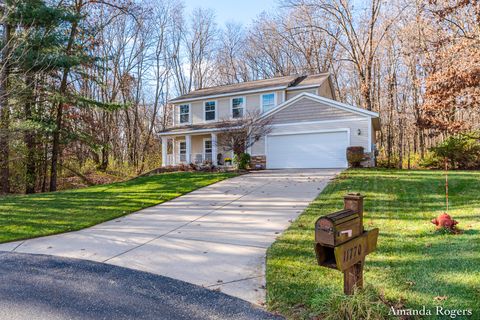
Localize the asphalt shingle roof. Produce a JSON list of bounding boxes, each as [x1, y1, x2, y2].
[[170, 73, 330, 102]]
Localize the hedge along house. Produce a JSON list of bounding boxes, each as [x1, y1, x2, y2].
[[159, 73, 381, 169]]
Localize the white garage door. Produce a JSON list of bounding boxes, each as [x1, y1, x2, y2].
[[267, 130, 349, 169]]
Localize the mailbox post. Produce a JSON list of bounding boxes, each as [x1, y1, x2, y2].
[[314, 193, 378, 295]]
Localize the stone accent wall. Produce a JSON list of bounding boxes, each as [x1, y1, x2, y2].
[[360, 152, 375, 167], [250, 155, 266, 170]]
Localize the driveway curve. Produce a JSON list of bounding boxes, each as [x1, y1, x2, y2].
[[0, 252, 281, 320], [0, 169, 340, 304]]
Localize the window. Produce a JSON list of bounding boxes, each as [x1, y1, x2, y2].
[[204, 139, 213, 161], [204, 101, 216, 121], [231, 97, 244, 118], [261, 93, 276, 112], [179, 141, 187, 162], [179, 104, 190, 124]]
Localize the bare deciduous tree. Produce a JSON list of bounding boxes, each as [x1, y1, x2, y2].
[[216, 111, 273, 156]]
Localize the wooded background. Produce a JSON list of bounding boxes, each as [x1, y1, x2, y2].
[[0, 0, 479, 194]]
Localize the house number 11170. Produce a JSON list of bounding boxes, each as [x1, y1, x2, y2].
[[344, 244, 362, 263]]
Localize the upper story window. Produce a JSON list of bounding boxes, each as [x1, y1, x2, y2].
[[231, 97, 244, 119], [204, 101, 216, 121], [179, 104, 190, 124], [261, 93, 275, 113]]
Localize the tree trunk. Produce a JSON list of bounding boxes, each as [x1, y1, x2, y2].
[[99, 146, 108, 172], [0, 20, 11, 194], [25, 74, 36, 194], [41, 142, 48, 193]]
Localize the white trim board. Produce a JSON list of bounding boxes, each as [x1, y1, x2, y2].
[[368, 120, 372, 152], [267, 128, 350, 140]]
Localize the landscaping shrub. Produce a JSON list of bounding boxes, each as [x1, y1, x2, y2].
[[346, 146, 365, 167], [234, 152, 251, 170], [375, 153, 399, 169], [418, 151, 442, 169], [426, 133, 480, 169]]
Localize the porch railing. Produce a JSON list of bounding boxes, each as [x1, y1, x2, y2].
[[165, 153, 213, 166]]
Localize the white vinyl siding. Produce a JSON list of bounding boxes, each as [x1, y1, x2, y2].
[[191, 101, 203, 123], [286, 88, 318, 100], [251, 136, 265, 156]]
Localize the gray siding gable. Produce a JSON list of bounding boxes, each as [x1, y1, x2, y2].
[[271, 96, 363, 125]]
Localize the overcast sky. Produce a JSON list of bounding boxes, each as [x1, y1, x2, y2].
[[183, 0, 279, 27]]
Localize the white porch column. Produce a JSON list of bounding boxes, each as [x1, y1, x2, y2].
[[161, 137, 168, 167], [211, 133, 218, 165], [172, 137, 176, 165], [185, 135, 192, 164]]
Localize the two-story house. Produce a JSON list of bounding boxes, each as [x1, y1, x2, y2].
[[159, 73, 380, 169]]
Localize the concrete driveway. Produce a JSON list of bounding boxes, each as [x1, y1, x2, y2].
[[0, 169, 340, 305]]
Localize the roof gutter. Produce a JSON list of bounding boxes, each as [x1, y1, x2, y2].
[[285, 84, 321, 91], [158, 126, 243, 136]]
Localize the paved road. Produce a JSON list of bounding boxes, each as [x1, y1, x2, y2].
[[0, 169, 340, 304], [0, 252, 281, 320]]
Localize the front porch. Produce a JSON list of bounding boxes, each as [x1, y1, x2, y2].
[[161, 132, 234, 167]]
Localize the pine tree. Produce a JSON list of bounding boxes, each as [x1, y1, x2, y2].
[[7, 0, 78, 193], [7, 0, 123, 193]]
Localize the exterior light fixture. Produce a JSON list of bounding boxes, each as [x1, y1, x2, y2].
[[357, 129, 362, 135]]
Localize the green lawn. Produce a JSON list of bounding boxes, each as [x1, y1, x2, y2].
[[266, 169, 480, 319], [0, 172, 237, 243]]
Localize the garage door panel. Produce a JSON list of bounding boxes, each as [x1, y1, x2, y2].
[[267, 131, 348, 169]]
